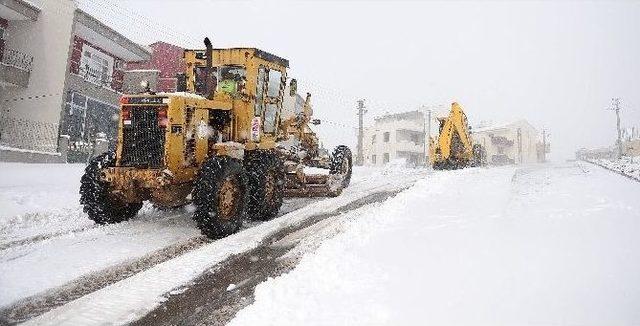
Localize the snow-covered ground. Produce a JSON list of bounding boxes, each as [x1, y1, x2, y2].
[[0, 162, 424, 322], [229, 163, 640, 326], [588, 156, 640, 181], [3, 162, 640, 325]]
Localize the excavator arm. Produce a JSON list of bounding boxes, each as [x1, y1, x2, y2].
[[430, 102, 475, 168]]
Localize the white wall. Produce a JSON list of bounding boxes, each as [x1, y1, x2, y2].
[[363, 113, 425, 166], [472, 120, 539, 165], [0, 0, 76, 152]]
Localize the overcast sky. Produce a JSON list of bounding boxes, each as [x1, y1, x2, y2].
[[80, 0, 640, 160]]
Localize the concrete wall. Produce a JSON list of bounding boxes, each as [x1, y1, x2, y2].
[[0, 0, 75, 152]]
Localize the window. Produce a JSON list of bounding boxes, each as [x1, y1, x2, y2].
[[371, 134, 376, 144], [371, 155, 377, 164], [254, 66, 266, 116], [383, 153, 390, 163], [383, 132, 390, 142], [267, 69, 283, 98], [263, 103, 278, 134], [80, 44, 114, 86], [216, 65, 246, 95]]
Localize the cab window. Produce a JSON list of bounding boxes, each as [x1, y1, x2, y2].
[[267, 69, 283, 98], [254, 66, 266, 116], [217, 66, 246, 95]]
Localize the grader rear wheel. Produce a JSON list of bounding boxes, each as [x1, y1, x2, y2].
[[193, 156, 247, 239], [244, 150, 285, 221]]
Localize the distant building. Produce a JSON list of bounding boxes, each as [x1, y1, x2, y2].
[[126, 41, 185, 93], [472, 120, 545, 165], [363, 110, 426, 167], [0, 0, 151, 163]]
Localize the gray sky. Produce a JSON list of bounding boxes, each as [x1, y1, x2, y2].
[[80, 0, 640, 160]]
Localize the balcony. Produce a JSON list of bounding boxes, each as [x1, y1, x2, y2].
[[0, 46, 33, 87], [489, 134, 514, 147], [0, 0, 40, 22]]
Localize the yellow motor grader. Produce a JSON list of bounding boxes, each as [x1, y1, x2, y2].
[[429, 102, 486, 170], [80, 38, 352, 239]]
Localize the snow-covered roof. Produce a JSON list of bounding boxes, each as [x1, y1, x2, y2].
[[472, 120, 537, 134]]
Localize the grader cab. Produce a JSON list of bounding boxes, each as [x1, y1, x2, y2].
[[79, 38, 352, 239]]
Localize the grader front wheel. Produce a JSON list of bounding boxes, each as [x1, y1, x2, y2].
[[193, 156, 248, 239], [80, 152, 142, 225]]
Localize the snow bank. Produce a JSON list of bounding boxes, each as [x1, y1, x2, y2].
[[0, 163, 87, 233], [588, 156, 640, 181], [230, 164, 640, 325]]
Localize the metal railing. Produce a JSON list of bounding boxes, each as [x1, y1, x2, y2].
[[1, 47, 34, 72]]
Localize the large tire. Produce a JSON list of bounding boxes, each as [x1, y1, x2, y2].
[[192, 156, 248, 239], [244, 150, 285, 221], [80, 153, 142, 224], [330, 145, 353, 188]]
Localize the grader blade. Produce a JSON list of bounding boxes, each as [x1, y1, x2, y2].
[[283, 171, 345, 197]]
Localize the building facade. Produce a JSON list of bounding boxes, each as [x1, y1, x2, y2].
[[0, 0, 150, 162], [125, 41, 185, 93], [363, 110, 426, 167], [471, 120, 544, 165]]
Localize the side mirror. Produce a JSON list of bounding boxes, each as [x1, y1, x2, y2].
[[289, 78, 297, 97]]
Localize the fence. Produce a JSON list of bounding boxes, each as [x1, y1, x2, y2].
[[1, 47, 34, 72], [0, 116, 59, 153]]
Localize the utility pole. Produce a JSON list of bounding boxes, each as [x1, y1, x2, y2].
[[356, 99, 367, 166], [608, 98, 623, 159], [542, 128, 547, 163], [421, 106, 432, 167]]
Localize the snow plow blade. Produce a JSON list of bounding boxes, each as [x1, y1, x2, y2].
[[283, 172, 345, 197]]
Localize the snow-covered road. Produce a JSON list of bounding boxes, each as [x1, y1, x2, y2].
[[230, 163, 640, 326], [0, 163, 423, 324], [2, 162, 639, 325]]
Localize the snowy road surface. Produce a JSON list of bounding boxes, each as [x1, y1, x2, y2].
[[229, 163, 640, 326], [1, 162, 639, 325], [0, 163, 422, 324]]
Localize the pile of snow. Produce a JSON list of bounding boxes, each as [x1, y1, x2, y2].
[[589, 156, 640, 181], [0, 163, 87, 234]]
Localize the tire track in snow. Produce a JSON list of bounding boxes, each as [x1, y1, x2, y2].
[[0, 198, 319, 324], [131, 190, 404, 326]]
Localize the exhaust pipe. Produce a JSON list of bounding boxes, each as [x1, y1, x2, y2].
[[204, 37, 216, 99]]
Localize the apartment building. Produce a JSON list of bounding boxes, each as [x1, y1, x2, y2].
[[0, 0, 150, 162], [363, 110, 426, 167], [471, 120, 544, 165]]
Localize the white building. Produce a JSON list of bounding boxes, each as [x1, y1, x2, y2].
[[363, 110, 426, 167], [0, 0, 150, 162], [471, 120, 544, 165]]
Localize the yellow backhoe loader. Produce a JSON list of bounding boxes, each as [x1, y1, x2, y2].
[[79, 38, 352, 239], [429, 102, 486, 169]]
